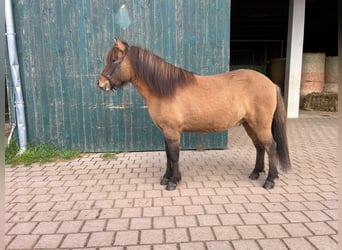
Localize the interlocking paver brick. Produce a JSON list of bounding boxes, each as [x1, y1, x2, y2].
[[52, 201, 75, 211], [31, 211, 57, 221], [87, 232, 115, 247], [197, 214, 220, 226], [184, 205, 205, 215], [189, 227, 215, 241], [175, 215, 197, 228], [153, 244, 178, 250], [190, 196, 210, 205], [126, 190, 144, 198], [305, 221, 336, 235], [180, 242, 206, 250], [261, 212, 288, 224], [114, 230, 139, 246], [82, 219, 106, 232], [165, 228, 189, 243], [283, 237, 316, 250], [114, 199, 134, 208], [134, 198, 153, 207], [231, 239, 260, 250], [213, 226, 239, 240], [241, 213, 266, 224], [34, 234, 64, 248], [69, 192, 90, 201], [140, 229, 164, 244], [7, 235, 39, 249], [143, 207, 163, 217], [99, 208, 121, 219], [224, 203, 246, 213], [61, 233, 89, 248], [263, 202, 287, 212], [74, 200, 95, 210], [107, 218, 130, 231], [219, 214, 243, 225], [283, 223, 312, 237], [58, 220, 83, 233], [8, 222, 37, 234], [236, 225, 264, 239], [153, 197, 172, 207], [259, 224, 289, 238], [54, 210, 79, 221], [164, 205, 184, 216], [130, 217, 152, 230], [282, 201, 307, 211], [210, 195, 229, 204], [153, 216, 175, 228], [304, 210, 332, 221], [50, 193, 71, 202], [30, 194, 52, 203], [77, 209, 100, 220], [32, 221, 60, 234], [121, 207, 142, 218], [203, 204, 225, 214], [257, 239, 288, 250], [94, 199, 115, 209], [308, 236, 338, 250], [206, 241, 233, 250]]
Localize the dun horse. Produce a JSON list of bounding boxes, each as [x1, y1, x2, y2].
[[97, 39, 291, 191]]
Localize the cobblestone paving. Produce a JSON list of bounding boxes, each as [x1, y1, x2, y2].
[[5, 114, 337, 249]]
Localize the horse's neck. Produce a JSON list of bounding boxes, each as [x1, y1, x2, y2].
[[130, 77, 156, 104]]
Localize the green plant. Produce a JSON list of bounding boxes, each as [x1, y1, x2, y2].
[[196, 143, 205, 151], [5, 139, 19, 163], [5, 140, 80, 166], [101, 152, 117, 159]]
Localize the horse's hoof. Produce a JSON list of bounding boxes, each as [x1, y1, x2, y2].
[[263, 180, 275, 190], [249, 172, 260, 180], [160, 177, 169, 186], [166, 182, 177, 191]]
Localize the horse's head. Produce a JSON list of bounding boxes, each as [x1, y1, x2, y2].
[[97, 38, 131, 91]]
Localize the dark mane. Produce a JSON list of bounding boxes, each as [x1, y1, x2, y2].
[[127, 46, 195, 97]]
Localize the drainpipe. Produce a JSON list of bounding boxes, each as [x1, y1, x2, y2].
[[5, 0, 27, 153]]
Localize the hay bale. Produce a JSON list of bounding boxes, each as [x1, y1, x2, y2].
[[302, 92, 338, 112]]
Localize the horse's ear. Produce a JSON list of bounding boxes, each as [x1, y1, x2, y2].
[[114, 37, 119, 45], [114, 38, 128, 51]]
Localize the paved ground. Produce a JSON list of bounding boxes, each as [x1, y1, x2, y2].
[[5, 112, 338, 249]]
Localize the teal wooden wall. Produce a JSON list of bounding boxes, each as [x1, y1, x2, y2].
[[7, 0, 230, 152]]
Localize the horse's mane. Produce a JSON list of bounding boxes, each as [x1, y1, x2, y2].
[[127, 46, 195, 97]]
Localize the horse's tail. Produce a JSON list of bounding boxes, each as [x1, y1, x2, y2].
[[272, 86, 291, 172]]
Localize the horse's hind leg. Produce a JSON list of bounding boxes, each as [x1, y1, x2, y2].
[[161, 134, 181, 191], [243, 123, 265, 180], [256, 129, 279, 189], [244, 123, 279, 189], [262, 139, 279, 189]]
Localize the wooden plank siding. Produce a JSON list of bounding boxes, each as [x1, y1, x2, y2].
[[7, 0, 230, 152]]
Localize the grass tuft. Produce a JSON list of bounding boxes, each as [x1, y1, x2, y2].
[[101, 152, 118, 159]]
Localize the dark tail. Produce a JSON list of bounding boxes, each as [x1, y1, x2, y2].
[[272, 87, 291, 172]]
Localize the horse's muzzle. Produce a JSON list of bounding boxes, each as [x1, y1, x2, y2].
[[97, 76, 112, 91]]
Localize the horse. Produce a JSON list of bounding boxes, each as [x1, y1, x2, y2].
[[97, 38, 291, 191]]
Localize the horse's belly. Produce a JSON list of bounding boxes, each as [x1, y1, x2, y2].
[[182, 115, 240, 133]]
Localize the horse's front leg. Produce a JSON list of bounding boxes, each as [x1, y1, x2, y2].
[[160, 135, 181, 191], [160, 137, 173, 185]]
